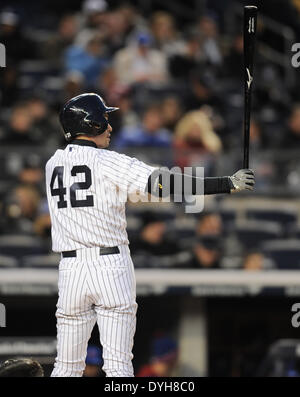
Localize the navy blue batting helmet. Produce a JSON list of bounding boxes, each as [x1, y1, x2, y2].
[[59, 93, 119, 142]]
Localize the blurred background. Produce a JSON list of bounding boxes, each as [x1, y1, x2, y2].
[[1, 0, 300, 377]]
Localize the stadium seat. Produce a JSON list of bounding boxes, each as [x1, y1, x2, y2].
[[262, 239, 300, 269], [246, 208, 298, 227], [126, 215, 142, 230], [131, 254, 149, 268], [0, 180, 13, 200], [168, 219, 196, 249], [219, 208, 237, 228], [126, 216, 142, 240], [235, 220, 283, 249], [171, 223, 195, 239], [21, 254, 60, 268], [0, 255, 19, 268], [0, 235, 48, 258], [291, 226, 300, 239], [18, 59, 61, 101]]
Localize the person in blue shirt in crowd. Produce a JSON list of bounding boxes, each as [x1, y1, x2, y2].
[[114, 103, 172, 148], [64, 34, 109, 87]]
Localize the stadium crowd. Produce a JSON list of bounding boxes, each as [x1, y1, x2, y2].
[[1, 0, 300, 271]]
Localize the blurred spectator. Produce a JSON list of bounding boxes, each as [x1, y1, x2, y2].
[[83, 345, 105, 377], [113, 33, 169, 86], [150, 11, 184, 57], [280, 104, 300, 148], [26, 96, 60, 145], [0, 103, 41, 146], [130, 211, 178, 256], [194, 212, 238, 266], [223, 33, 243, 80], [34, 213, 51, 240], [249, 117, 268, 151], [136, 335, 178, 377], [102, 10, 132, 56], [161, 96, 183, 131], [243, 252, 265, 271], [11, 184, 40, 220], [0, 9, 37, 63], [117, 3, 148, 45], [188, 236, 221, 269], [1, 97, 58, 146], [75, 0, 108, 48], [0, 10, 36, 108], [292, 0, 300, 14], [196, 13, 223, 66], [62, 71, 85, 102], [115, 92, 139, 129], [34, 199, 51, 241], [115, 103, 172, 148], [64, 34, 109, 87], [100, 88, 139, 141], [1, 184, 41, 235], [196, 212, 223, 237], [97, 66, 133, 135], [184, 71, 219, 111], [173, 109, 222, 167], [169, 30, 205, 81], [41, 14, 79, 62], [18, 160, 44, 189], [98, 66, 129, 106]]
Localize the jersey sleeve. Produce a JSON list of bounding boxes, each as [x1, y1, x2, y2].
[[98, 150, 157, 194]]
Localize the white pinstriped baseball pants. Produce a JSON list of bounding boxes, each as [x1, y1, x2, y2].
[[51, 245, 137, 377]]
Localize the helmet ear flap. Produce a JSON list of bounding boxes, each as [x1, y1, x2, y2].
[[87, 119, 108, 135]]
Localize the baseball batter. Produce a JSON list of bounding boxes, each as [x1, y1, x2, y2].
[[45, 93, 254, 377]]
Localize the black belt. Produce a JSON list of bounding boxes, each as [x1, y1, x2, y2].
[[62, 246, 120, 258]]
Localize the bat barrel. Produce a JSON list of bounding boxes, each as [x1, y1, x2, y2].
[[243, 5, 258, 169]]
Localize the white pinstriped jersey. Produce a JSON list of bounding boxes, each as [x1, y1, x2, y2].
[[45, 142, 156, 252]]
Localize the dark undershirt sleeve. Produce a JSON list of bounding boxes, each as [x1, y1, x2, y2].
[[147, 169, 232, 197], [204, 177, 232, 195]]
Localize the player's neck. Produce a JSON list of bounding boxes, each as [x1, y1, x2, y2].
[[74, 136, 102, 148], [75, 134, 110, 149]]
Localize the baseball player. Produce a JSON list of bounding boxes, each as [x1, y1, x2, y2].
[[45, 93, 254, 377]]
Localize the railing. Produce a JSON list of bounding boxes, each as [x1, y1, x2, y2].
[[0, 268, 300, 296]]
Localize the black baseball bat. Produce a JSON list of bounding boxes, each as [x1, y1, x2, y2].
[[243, 5, 258, 169]]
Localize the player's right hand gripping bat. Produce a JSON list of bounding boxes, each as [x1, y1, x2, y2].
[[243, 5, 258, 169]]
